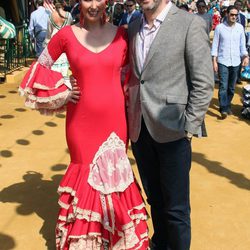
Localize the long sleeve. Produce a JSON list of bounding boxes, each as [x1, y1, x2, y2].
[[28, 13, 35, 39], [19, 28, 70, 115], [184, 16, 214, 134], [211, 26, 219, 57]]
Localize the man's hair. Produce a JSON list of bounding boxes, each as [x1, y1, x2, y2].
[[126, 0, 136, 5], [234, 0, 242, 6], [196, 0, 206, 8], [36, 0, 44, 6], [227, 5, 238, 14], [179, 4, 189, 11]]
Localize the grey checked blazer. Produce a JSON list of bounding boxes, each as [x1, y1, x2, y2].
[[127, 5, 214, 143]]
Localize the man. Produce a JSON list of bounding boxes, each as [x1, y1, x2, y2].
[[119, 0, 141, 29], [234, 0, 246, 84], [127, 0, 214, 249], [234, 0, 246, 29], [196, 0, 212, 36], [29, 0, 49, 57], [211, 5, 248, 119]]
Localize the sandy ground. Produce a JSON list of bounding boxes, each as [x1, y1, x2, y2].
[[0, 77, 250, 250]]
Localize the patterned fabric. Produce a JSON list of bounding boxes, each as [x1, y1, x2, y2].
[[0, 17, 16, 39]]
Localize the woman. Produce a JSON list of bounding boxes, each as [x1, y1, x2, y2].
[[19, 0, 148, 249], [44, 0, 72, 77]]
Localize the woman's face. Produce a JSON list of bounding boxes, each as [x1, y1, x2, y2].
[[80, 0, 106, 23]]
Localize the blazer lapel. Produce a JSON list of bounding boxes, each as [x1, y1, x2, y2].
[[142, 5, 178, 73], [130, 18, 141, 78]]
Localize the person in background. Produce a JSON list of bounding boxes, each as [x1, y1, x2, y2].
[[44, 0, 72, 77], [196, 0, 213, 36], [179, 3, 189, 12], [211, 5, 249, 119], [119, 0, 141, 29], [112, 3, 124, 26], [29, 0, 50, 57], [212, 6, 221, 30], [70, 0, 80, 23], [234, 0, 246, 28], [234, 0, 246, 84]]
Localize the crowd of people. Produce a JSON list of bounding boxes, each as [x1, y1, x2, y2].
[[17, 0, 249, 249]]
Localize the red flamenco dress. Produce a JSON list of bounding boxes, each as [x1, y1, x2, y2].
[[19, 26, 148, 249]]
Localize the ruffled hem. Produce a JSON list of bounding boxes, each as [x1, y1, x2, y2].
[[56, 133, 149, 249], [19, 61, 70, 115]]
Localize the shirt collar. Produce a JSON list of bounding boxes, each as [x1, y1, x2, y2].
[[141, 1, 172, 29]]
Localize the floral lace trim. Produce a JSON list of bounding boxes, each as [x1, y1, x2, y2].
[[68, 235, 109, 250], [24, 89, 69, 111], [88, 132, 134, 194], [128, 203, 146, 213], [92, 132, 126, 163], [38, 46, 54, 68], [114, 227, 139, 250], [33, 78, 65, 90]]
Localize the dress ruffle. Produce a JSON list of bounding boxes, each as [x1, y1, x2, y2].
[[19, 61, 70, 115], [56, 133, 149, 250]]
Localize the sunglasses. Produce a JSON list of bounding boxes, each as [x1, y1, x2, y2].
[[229, 13, 238, 16], [126, 4, 134, 7]]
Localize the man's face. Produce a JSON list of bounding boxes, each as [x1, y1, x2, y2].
[[137, 0, 162, 12], [197, 2, 206, 14], [228, 9, 238, 24], [234, 1, 242, 11], [126, 1, 136, 13]]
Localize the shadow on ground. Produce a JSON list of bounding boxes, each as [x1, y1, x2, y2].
[[0, 233, 16, 250], [0, 171, 63, 250], [193, 152, 250, 190]]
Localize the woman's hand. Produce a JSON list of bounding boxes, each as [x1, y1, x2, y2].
[[66, 82, 81, 104]]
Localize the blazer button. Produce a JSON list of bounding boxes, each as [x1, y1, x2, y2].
[[141, 80, 144, 84]]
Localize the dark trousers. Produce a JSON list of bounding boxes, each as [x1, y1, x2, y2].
[[218, 63, 240, 113], [131, 120, 191, 250]]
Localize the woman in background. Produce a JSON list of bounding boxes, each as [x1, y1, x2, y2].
[[44, 0, 72, 77]]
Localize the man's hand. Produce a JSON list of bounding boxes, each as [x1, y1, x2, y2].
[[213, 59, 218, 73], [242, 55, 249, 67]]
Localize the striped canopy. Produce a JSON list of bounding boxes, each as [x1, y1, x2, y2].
[[0, 17, 16, 39]]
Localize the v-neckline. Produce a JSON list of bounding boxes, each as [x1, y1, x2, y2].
[[70, 26, 120, 55]]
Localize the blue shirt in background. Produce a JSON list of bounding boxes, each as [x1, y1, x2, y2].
[[211, 21, 248, 67]]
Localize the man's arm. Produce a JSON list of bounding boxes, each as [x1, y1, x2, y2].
[[184, 16, 214, 135], [28, 13, 35, 39]]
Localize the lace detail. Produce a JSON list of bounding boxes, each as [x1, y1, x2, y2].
[[88, 132, 134, 194], [24, 89, 69, 114], [33, 78, 65, 90], [68, 235, 103, 250], [38, 46, 54, 68], [114, 227, 140, 250]]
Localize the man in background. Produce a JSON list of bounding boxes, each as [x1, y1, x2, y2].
[[119, 0, 141, 29], [29, 0, 49, 57], [212, 5, 249, 119]]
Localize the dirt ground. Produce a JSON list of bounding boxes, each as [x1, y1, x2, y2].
[[0, 78, 250, 250]]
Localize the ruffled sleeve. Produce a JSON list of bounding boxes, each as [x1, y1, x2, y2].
[[19, 28, 71, 115]]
